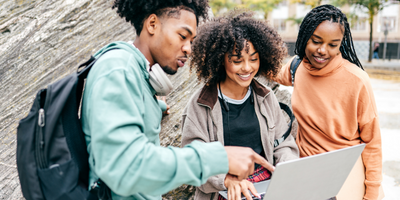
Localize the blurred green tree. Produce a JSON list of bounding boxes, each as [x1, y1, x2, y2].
[[241, 0, 283, 19], [209, 0, 237, 16], [285, 0, 319, 28], [209, 0, 284, 18], [290, 0, 321, 8], [332, 0, 388, 62]]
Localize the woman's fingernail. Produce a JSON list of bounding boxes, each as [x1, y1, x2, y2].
[[257, 194, 262, 199]]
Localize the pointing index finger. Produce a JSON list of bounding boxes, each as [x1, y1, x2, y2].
[[253, 153, 275, 172]]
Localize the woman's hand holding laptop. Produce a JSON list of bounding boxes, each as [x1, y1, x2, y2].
[[224, 174, 261, 200]]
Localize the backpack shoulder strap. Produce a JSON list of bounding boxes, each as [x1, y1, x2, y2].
[[75, 48, 120, 104], [273, 57, 300, 147], [77, 47, 120, 78], [274, 102, 295, 148], [290, 55, 301, 86]]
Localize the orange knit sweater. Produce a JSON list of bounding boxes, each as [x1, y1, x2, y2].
[[275, 54, 382, 200]]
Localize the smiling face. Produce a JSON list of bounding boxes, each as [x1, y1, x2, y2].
[[222, 41, 260, 90], [151, 10, 197, 75], [305, 20, 344, 69]]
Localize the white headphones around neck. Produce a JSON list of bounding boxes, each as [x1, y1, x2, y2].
[[148, 64, 173, 96], [128, 41, 173, 96]]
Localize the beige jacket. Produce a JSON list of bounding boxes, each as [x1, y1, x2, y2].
[[181, 79, 299, 200]]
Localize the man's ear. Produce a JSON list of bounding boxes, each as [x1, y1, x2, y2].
[[144, 14, 159, 35]]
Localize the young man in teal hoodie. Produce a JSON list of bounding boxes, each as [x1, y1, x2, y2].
[[81, 0, 274, 199]]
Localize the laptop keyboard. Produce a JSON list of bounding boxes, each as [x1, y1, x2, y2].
[[253, 193, 265, 200], [242, 193, 265, 200], [244, 194, 335, 200]]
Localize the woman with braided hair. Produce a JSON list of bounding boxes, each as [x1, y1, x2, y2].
[[182, 10, 299, 200], [275, 4, 383, 200]]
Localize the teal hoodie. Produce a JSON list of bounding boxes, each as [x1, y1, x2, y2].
[[81, 41, 229, 199]]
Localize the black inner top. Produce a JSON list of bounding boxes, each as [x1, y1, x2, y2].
[[219, 91, 263, 156]]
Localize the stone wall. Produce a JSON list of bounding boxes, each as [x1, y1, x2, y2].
[[0, 0, 134, 198], [0, 0, 294, 199]]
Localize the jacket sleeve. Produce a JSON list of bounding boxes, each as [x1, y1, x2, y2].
[[86, 68, 229, 197], [273, 56, 295, 86], [268, 92, 299, 164], [181, 97, 227, 193], [358, 79, 382, 200]]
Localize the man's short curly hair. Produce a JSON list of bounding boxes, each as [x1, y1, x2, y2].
[[113, 0, 210, 36], [190, 10, 287, 85]]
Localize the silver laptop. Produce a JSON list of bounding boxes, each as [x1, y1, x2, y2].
[[219, 144, 365, 200]]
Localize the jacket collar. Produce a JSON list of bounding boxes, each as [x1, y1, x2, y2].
[[197, 79, 270, 109]]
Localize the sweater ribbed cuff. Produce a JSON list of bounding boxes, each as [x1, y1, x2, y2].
[[188, 141, 229, 181]]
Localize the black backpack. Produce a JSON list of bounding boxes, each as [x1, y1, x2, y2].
[[16, 50, 114, 200], [290, 55, 302, 86], [272, 55, 301, 146]]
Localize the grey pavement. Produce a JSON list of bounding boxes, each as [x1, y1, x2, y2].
[[361, 59, 400, 72], [370, 78, 400, 200]]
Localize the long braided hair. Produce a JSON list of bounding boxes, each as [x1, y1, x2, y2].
[[295, 4, 363, 70]]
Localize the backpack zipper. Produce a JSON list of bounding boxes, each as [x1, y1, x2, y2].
[[36, 108, 47, 169]]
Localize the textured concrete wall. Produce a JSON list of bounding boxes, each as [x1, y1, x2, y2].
[[0, 0, 135, 198], [0, 1, 294, 199]]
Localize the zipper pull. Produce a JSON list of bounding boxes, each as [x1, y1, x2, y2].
[[38, 108, 45, 127], [38, 108, 45, 149]]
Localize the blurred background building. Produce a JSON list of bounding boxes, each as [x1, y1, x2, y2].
[[210, 0, 400, 61]]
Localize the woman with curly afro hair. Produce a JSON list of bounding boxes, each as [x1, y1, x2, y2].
[[81, 1, 274, 200], [181, 10, 299, 200]]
